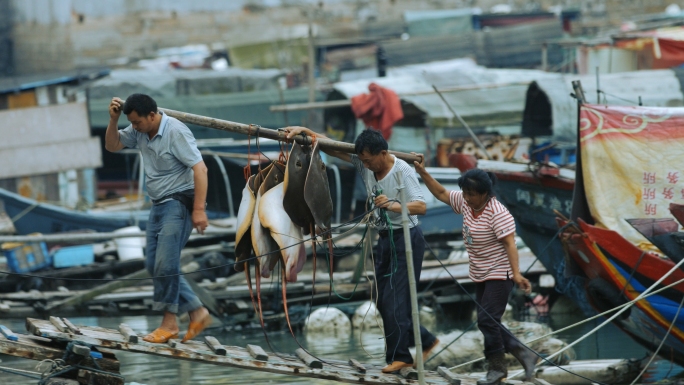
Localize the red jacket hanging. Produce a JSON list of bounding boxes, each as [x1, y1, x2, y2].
[[350, 83, 404, 140]]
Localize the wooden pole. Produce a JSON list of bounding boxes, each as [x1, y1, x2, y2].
[[159, 108, 423, 164], [431, 85, 492, 160]]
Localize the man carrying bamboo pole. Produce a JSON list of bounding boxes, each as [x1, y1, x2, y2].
[[285, 126, 439, 373], [105, 94, 211, 343]]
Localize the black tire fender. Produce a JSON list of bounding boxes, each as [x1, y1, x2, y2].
[[586, 277, 631, 320]]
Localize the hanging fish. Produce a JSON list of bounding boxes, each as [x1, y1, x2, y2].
[[303, 141, 335, 288], [259, 182, 307, 282], [251, 162, 285, 278], [234, 164, 272, 272], [304, 141, 333, 232], [283, 142, 315, 235]]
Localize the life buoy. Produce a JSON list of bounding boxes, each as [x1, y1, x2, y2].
[[586, 278, 631, 320]]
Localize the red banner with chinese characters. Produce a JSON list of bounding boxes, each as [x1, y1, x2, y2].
[[580, 104, 684, 247]]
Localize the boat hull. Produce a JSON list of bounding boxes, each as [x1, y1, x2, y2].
[[0, 188, 148, 234], [561, 220, 684, 366]]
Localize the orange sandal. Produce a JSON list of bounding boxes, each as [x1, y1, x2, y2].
[[182, 315, 212, 342], [142, 328, 179, 343]]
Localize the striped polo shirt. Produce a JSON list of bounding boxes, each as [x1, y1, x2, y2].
[[449, 190, 516, 282]]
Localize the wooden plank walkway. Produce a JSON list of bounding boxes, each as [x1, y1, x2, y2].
[[17, 317, 480, 385]]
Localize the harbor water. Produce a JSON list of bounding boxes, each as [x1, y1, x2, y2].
[[0, 307, 682, 385]]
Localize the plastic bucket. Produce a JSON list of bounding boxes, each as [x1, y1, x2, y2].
[[114, 226, 145, 261]]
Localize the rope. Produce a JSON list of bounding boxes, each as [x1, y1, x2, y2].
[[10, 201, 40, 223], [243, 124, 253, 181], [629, 293, 684, 385], [0, 207, 379, 282], [421, 235, 611, 384], [619, 250, 647, 298], [516, 255, 684, 380], [0, 365, 42, 379]]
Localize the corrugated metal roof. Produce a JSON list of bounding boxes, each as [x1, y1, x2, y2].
[[381, 19, 563, 69], [403, 8, 474, 37], [88, 87, 324, 138], [332, 58, 556, 128], [0, 68, 110, 95], [534, 69, 684, 141], [87, 68, 284, 99]]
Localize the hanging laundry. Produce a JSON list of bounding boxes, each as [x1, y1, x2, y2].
[[350, 83, 403, 140]]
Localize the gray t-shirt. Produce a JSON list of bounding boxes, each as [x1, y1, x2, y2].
[[350, 154, 424, 229], [118, 111, 202, 200]]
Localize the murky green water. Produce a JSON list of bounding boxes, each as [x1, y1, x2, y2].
[[0, 309, 681, 384]]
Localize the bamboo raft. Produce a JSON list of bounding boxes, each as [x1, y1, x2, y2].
[[0, 317, 549, 385]]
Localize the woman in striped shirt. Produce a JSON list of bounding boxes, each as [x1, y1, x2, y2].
[[414, 161, 538, 385]]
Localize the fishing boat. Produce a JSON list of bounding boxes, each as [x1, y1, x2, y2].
[[559, 218, 684, 367], [0, 187, 149, 234], [550, 99, 684, 365]]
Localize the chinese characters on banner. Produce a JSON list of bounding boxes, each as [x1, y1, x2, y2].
[[641, 171, 680, 216], [580, 104, 684, 245]]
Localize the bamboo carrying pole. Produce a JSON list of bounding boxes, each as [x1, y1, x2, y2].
[[159, 108, 423, 164], [396, 172, 425, 385]]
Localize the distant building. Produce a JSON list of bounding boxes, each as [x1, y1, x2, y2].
[[0, 69, 109, 207]]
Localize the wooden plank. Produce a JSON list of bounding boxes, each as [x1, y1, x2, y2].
[[62, 318, 82, 335], [438, 366, 462, 385], [77, 368, 124, 385], [295, 348, 322, 369], [71, 344, 91, 357], [204, 336, 226, 356], [44, 378, 80, 385], [49, 316, 68, 332], [0, 325, 18, 341], [400, 367, 418, 380], [348, 358, 367, 373], [247, 344, 268, 361], [44, 250, 203, 312], [119, 323, 138, 343], [0, 333, 120, 372], [26, 318, 455, 385]]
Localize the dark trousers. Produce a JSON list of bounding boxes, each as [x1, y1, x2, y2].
[[375, 226, 437, 364], [475, 279, 523, 357]]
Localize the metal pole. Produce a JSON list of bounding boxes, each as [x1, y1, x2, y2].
[[396, 172, 425, 385], [571, 80, 586, 104], [596, 66, 600, 104], [432, 85, 492, 160]]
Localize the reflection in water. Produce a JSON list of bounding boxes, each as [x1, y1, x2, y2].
[[0, 311, 682, 384]]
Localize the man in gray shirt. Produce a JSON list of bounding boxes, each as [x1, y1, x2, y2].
[[106, 94, 211, 343], [285, 127, 439, 373]]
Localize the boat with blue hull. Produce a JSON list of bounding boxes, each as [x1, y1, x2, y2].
[[0, 188, 149, 234], [561, 218, 684, 367]]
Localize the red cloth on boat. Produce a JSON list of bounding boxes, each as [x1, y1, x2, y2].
[[350, 83, 403, 140]]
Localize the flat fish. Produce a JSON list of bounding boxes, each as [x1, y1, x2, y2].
[[251, 162, 285, 278], [234, 175, 256, 272], [260, 182, 307, 282], [283, 143, 314, 235], [304, 141, 333, 232]]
